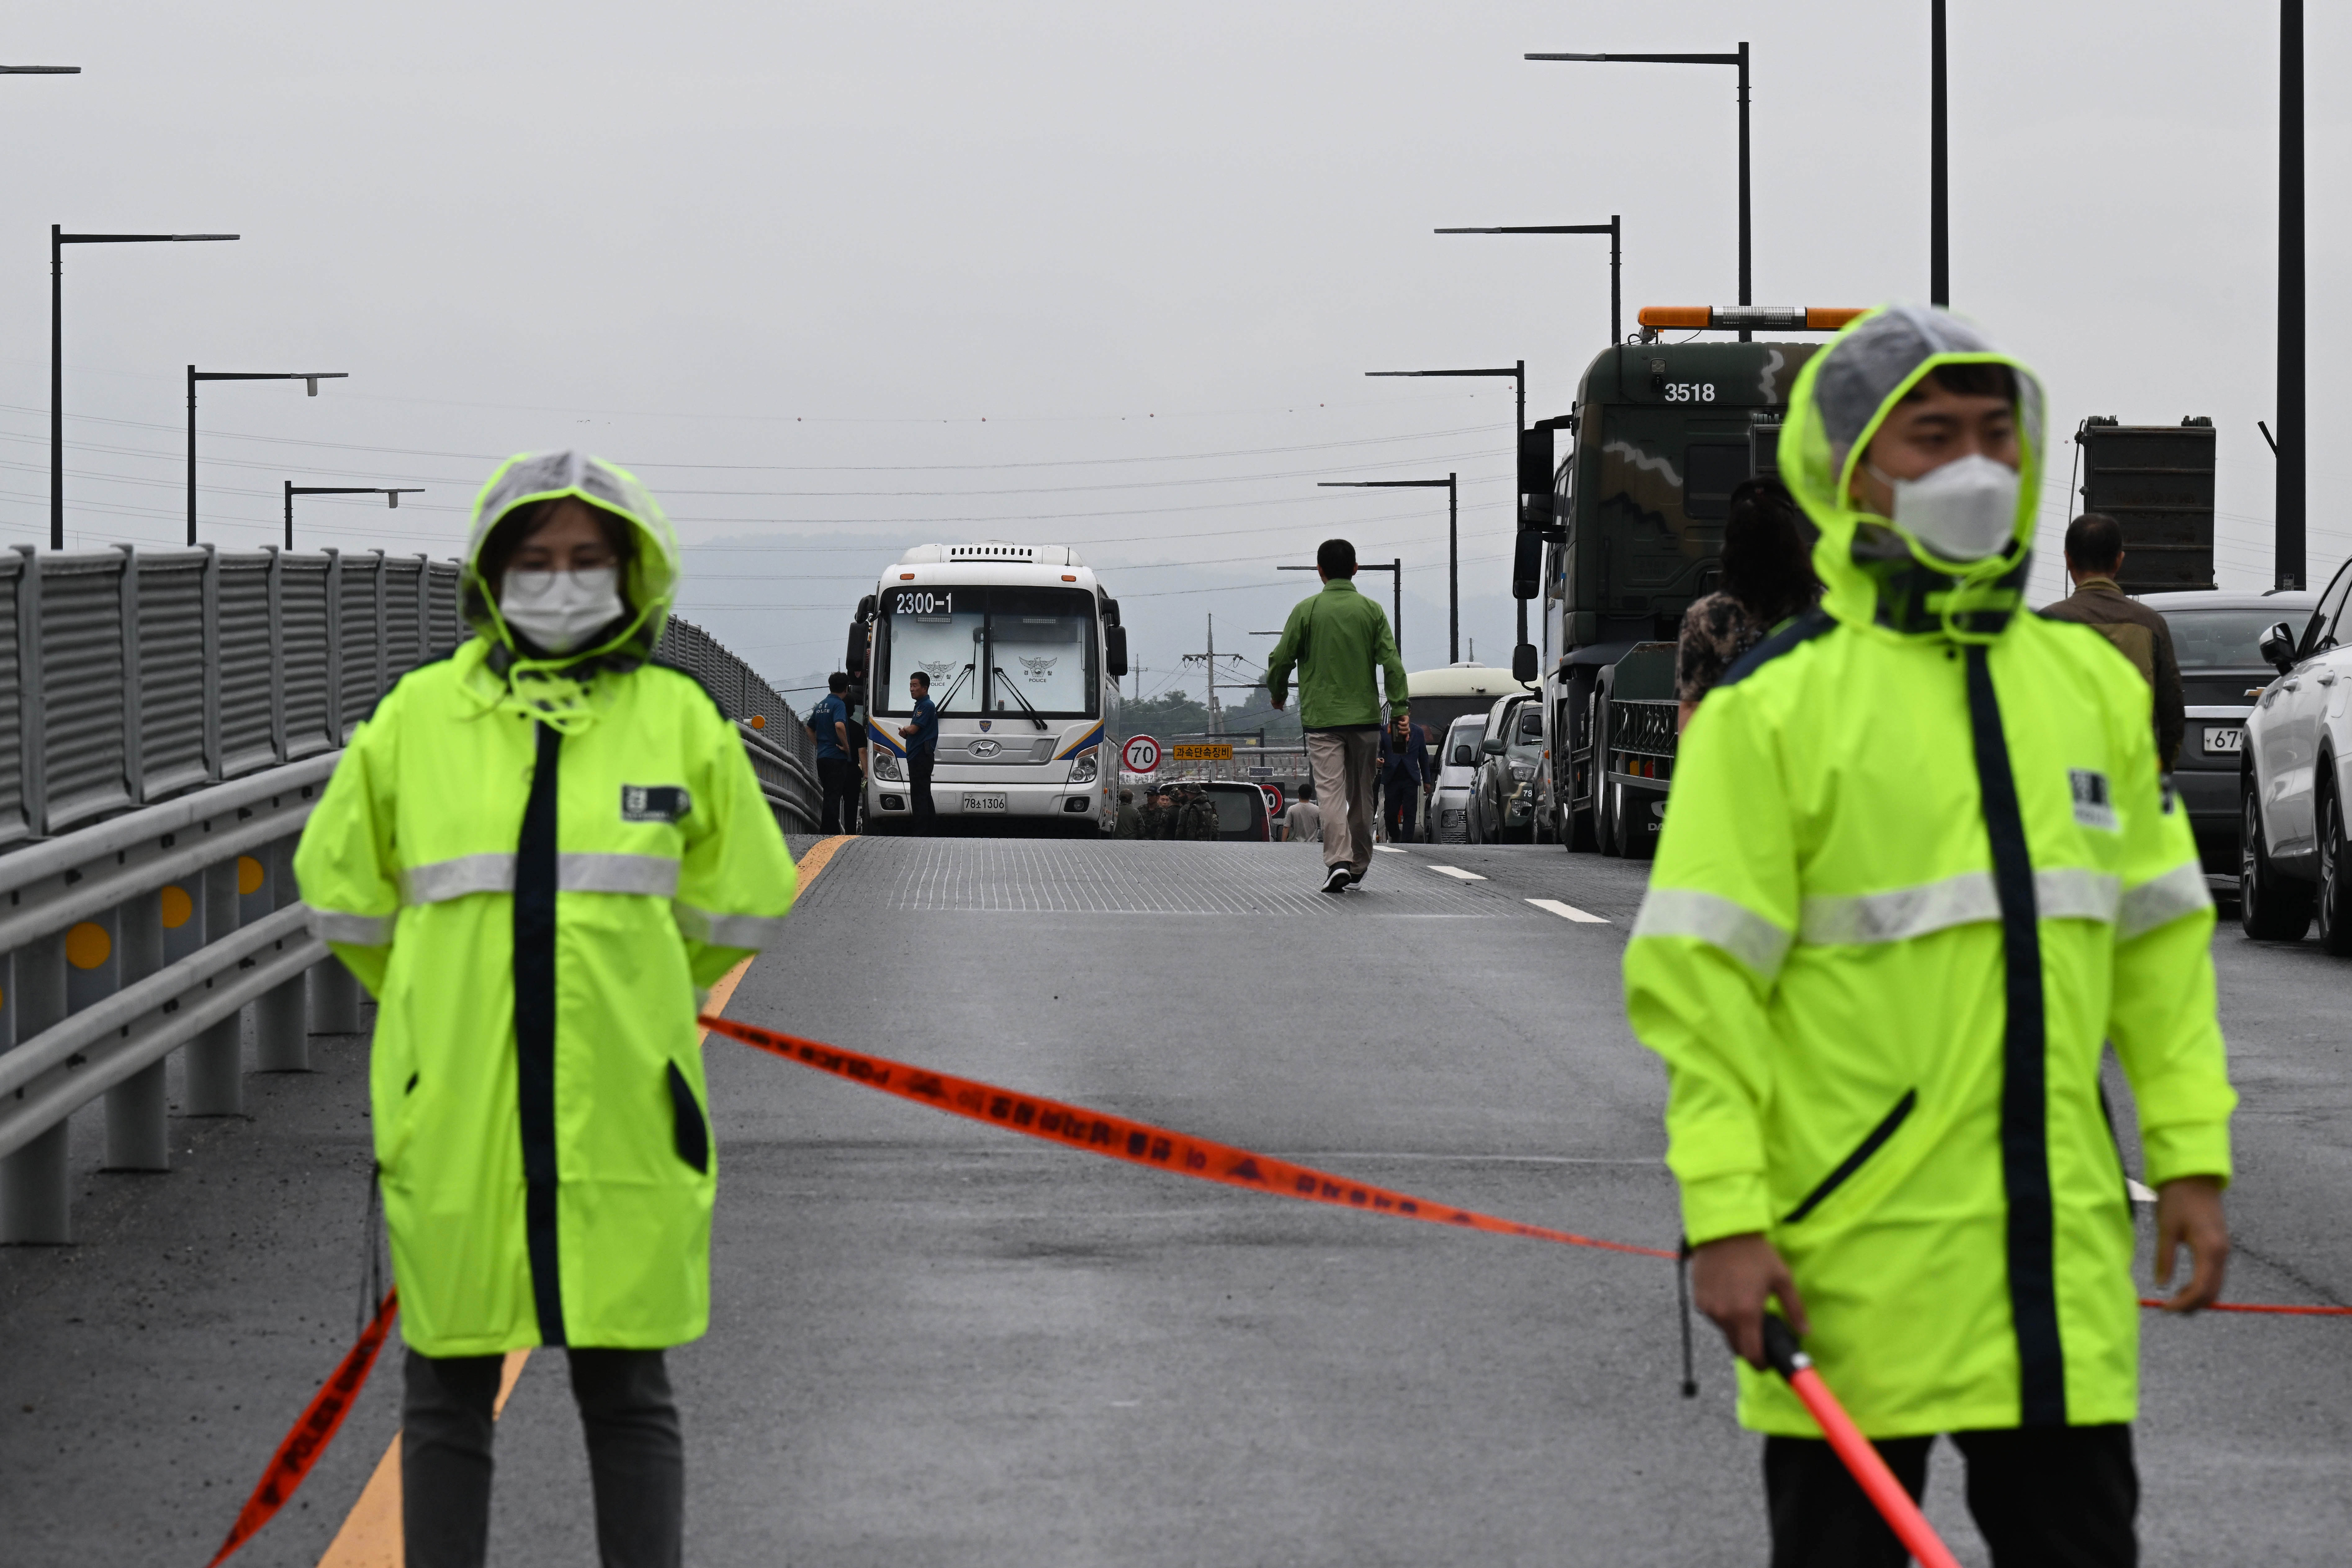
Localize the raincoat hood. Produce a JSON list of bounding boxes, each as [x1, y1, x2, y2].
[[457, 451, 681, 730], [1777, 305, 2046, 643]]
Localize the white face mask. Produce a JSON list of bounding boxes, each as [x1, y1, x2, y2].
[[1883, 453, 2022, 563], [500, 567, 624, 654]]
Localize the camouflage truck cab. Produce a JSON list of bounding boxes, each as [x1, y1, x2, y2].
[[1542, 337, 1823, 857]]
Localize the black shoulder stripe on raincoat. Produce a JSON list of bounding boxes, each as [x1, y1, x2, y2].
[[515, 719, 568, 1347], [1963, 646, 2065, 1425]]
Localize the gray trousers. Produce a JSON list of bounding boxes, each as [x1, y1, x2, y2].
[[1305, 728, 1381, 873], [402, 1347, 682, 1568]]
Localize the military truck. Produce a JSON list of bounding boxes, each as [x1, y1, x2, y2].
[[1512, 306, 1856, 857]]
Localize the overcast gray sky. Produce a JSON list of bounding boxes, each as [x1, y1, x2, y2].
[[6, 2, 2346, 700]]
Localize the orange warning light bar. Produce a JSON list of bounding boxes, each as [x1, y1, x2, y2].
[[1637, 306, 1865, 333]]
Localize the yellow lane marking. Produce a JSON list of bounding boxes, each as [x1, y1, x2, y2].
[[315, 833, 851, 1566]]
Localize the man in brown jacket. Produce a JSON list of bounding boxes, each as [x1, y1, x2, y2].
[[2040, 511, 2186, 768]]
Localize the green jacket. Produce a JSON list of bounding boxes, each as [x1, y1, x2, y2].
[[1264, 579, 1409, 728], [1623, 309, 2233, 1439], [1114, 802, 1144, 838], [295, 452, 797, 1356]]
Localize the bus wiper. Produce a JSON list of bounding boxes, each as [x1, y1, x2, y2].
[[936, 662, 975, 711], [991, 666, 1051, 730]]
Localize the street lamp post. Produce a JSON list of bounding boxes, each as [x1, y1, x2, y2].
[[1318, 477, 1457, 660], [1368, 364, 1530, 651], [1435, 218, 1622, 346], [1931, 1, 1949, 306], [2278, 0, 2304, 590], [1527, 45, 1749, 337], [187, 370, 348, 546], [285, 484, 425, 550], [52, 228, 239, 548]]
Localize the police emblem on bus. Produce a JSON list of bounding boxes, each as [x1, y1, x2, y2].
[[978, 718, 993, 733]]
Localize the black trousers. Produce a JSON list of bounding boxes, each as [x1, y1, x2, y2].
[[908, 750, 936, 833], [1766, 1425, 2136, 1568], [1383, 780, 1420, 842], [816, 755, 859, 834], [402, 1348, 682, 1568]]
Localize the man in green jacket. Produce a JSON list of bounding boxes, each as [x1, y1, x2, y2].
[[1624, 307, 2234, 1566], [1266, 538, 1410, 891]]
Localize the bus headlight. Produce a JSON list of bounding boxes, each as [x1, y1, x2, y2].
[[1067, 751, 1098, 784], [871, 750, 904, 782]]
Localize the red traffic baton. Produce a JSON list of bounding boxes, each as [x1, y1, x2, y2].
[[1761, 1316, 1961, 1568]]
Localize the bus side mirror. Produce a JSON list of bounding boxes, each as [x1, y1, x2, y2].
[[1512, 641, 1539, 682], [2260, 621, 2297, 673], [1106, 624, 1128, 679]]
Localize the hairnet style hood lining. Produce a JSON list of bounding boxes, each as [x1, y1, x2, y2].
[[1776, 305, 2047, 643], [463, 450, 681, 664]]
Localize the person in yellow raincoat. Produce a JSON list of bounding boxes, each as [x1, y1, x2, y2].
[[1623, 309, 2234, 1566], [295, 451, 797, 1568]]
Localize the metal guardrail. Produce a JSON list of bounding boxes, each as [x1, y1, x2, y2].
[[650, 614, 820, 833], [2, 543, 462, 846], [0, 559, 818, 1243], [0, 755, 334, 1243]]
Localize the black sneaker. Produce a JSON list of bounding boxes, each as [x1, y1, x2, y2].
[[1347, 868, 1365, 884], [1322, 865, 1352, 894]]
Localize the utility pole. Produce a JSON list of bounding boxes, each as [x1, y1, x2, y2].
[[1207, 614, 1220, 734], [2278, 0, 2306, 589]]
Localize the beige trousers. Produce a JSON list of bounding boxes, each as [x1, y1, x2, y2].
[[1304, 728, 1381, 874]]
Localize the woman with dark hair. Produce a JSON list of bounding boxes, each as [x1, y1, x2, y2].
[[1675, 477, 1821, 729]]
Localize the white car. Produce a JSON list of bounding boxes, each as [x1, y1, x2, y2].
[[1429, 714, 1485, 844], [2240, 557, 2352, 950]]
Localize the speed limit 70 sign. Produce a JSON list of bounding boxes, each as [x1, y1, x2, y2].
[[1121, 734, 1161, 774]]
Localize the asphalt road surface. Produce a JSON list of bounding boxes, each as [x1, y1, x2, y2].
[[2, 834, 2345, 1566]]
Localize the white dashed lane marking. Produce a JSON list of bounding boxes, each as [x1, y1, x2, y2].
[[1426, 865, 1486, 881], [1527, 898, 1610, 924], [1372, 845, 1407, 854]]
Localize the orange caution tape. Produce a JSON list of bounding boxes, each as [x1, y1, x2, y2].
[[708, 1015, 2352, 1318], [2139, 1296, 2352, 1316], [207, 1288, 399, 1567], [699, 1015, 1676, 1261]]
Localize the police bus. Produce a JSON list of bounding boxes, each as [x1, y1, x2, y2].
[[845, 542, 1127, 834]]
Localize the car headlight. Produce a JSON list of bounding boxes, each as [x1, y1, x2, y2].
[[871, 750, 904, 782], [1511, 763, 1535, 782], [1068, 751, 1098, 784]]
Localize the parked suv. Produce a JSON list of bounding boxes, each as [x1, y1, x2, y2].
[[2145, 588, 2314, 872], [2240, 560, 2352, 948], [1469, 693, 1545, 844]]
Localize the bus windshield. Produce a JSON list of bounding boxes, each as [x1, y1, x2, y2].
[[874, 585, 1098, 719]]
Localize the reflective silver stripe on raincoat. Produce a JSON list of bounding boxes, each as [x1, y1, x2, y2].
[[671, 902, 791, 950], [1799, 867, 2121, 947], [2118, 861, 2214, 940], [401, 852, 680, 904], [1631, 887, 1795, 981], [306, 907, 395, 945]]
